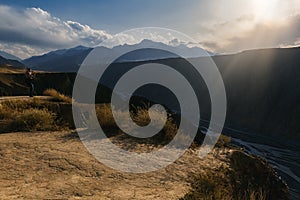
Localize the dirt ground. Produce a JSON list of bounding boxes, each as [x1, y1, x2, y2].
[[0, 131, 231, 199]]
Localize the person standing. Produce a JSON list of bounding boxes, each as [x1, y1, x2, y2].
[[25, 68, 35, 97]]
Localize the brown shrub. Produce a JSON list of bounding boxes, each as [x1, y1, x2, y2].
[[43, 88, 72, 103], [10, 108, 58, 132]]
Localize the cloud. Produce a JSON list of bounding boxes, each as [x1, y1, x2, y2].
[[0, 5, 112, 58], [0, 43, 50, 60], [1, 4, 299, 59], [198, 13, 300, 53]]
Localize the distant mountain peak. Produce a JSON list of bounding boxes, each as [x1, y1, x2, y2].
[[139, 39, 168, 48], [139, 39, 162, 45], [71, 45, 90, 50]]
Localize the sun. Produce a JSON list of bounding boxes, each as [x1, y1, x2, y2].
[[251, 0, 280, 21]]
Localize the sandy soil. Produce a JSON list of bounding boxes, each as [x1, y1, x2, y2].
[[0, 131, 231, 199]]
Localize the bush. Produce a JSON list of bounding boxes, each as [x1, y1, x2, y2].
[[181, 166, 234, 200], [96, 103, 116, 128], [181, 151, 288, 200], [229, 151, 288, 200], [10, 108, 58, 132], [95, 103, 183, 145], [0, 98, 46, 112], [43, 88, 72, 103], [0, 100, 68, 133], [0, 103, 14, 120]]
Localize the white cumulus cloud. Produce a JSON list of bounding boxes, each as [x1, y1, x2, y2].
[[0, 5, 112, 59]]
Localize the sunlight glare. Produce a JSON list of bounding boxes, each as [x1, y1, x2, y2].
[[252, 0, 280, 21]]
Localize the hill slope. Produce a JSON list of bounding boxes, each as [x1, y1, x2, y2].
[[213, 47, 300, 138], [94, 46, 300, 139], [2, 47, 300, 138], [0, 50, 21, 61], [0, 56, 25, 69]]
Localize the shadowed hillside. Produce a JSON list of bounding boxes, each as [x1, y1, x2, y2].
[[94, 47, 300, 139], [2, 47, 300, 139], [213, 47, 300, 139], [0, 72, 112, 104], [0, 56, 25, 69]]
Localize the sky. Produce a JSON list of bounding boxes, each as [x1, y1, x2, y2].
[[0, 0, 300, 59]]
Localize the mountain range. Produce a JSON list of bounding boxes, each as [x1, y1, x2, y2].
[[22, 40, 212, 72]]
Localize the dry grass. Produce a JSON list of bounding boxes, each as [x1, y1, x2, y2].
[[0, 98, 45, 111], [182, 150, 288, 200], [0, 99, 70, 133], [95, 103, 116, 128], [131, 105, 180, 141], [0, 102, 58, 132], [0, 64, 24, 73], [95, 103, 234, 149], [10, 108, 58, 132], [95, 103, 182, 145], [43, 88, 72, 103], [1, 95, 231, 148], [0, 97, 288, 199], [181, 168, 267, 200]]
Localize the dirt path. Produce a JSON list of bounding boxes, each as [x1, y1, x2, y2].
[[0, 96, 52, 102], [0, 131, 231, 199]]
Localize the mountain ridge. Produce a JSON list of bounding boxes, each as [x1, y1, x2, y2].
[[22, 40, 212, 72]]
